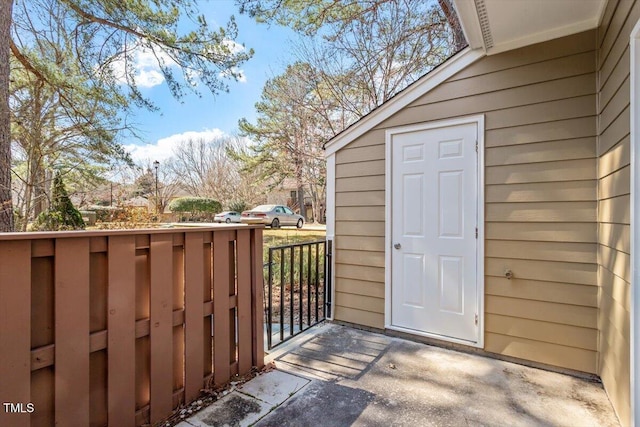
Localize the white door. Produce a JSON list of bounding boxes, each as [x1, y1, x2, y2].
[[391, 122, 478, 343]]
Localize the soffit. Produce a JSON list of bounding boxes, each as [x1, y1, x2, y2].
[[454, 0, 607, 54]]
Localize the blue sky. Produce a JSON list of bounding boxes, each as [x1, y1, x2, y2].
[[123, 1, 300, 164]]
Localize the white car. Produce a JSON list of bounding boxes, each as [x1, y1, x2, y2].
[[214, 211, 242, 223], [240, 205, 304, 228]]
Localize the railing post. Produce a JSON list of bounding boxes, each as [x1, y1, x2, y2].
[[250, 228, 265, 369], [267, 248, 273, 350], [325, 239, 333, 318]]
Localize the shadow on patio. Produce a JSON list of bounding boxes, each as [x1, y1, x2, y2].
[[259, 323, 620, 427]]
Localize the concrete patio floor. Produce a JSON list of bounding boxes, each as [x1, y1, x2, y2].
[[181, 323, 620, 427]]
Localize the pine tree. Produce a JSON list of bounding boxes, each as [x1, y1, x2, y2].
[[32, 171, 85, 231]]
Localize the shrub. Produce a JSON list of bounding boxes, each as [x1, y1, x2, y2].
[[32, 172, 85, 231], [169, 197, 221, 221], [228, 200, 249, 213], [94, 206, 157, 229], [86, 205, 123, 222]]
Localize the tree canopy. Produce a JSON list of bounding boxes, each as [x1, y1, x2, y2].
[[1, 0, 254, 231], [239, 0, 464, 126], [235, 0, 463, 224]]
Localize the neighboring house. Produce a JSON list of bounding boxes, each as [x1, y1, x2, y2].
[[122, 196, 150, 210], [324, 1, 637, 425], [266, 178, 314, 220]]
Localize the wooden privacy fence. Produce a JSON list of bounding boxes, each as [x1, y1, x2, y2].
[[0, 226, 265, 427]]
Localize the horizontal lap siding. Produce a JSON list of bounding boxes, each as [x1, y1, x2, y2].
[[597, 1, 635, 423], [334, 30, 599, 370]]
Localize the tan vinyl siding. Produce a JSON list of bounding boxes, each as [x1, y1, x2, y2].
[[485, 222, 597, 242], [597, 0, 634, 424], [484, 333, 597, 374], [333, 30, 599, 368]]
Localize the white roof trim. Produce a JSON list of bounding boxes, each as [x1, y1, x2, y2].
[[324, 47, 485, 157]]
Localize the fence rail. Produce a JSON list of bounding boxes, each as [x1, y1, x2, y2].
[[264, 239, 328, 349], [0, 226, 264, 427]]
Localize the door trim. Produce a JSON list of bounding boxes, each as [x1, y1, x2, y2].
[[629, 18, 640, 427], [384, 115, 485, 348]]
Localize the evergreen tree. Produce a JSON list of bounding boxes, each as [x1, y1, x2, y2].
[[32, 171, 85, 231]]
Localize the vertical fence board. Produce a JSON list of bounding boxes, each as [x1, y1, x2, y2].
[[31, 367, 54, 427], [0, 226, 263, 427], [135, 249, 150, 417], [31, 257, 54, 350], [107, 235, 136, 426], [150, 234, 174, 423], [228, 238, 237, 372], [213, 231, 231, 385], [54, 238, 91, 426], [250, 229, 265, 368], [236, 230, 252, 373], [184, 233, 204, 402], [172, 246, 185, 397], [203, 239, 213, 379], [0, 241, 31, 427], [31, 254, 53, 427]]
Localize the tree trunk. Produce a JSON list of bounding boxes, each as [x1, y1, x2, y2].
[[296, 184, 305, 221], [33, 161, 48, 217], [295, 165, 305, 221], [309, 185, 323, 225], [438, 0, 466, 51], [0, 0, 14, 231]]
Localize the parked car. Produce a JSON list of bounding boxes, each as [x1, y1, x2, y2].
[[240, 204, 304, 228], [214, 211, 241, 223]]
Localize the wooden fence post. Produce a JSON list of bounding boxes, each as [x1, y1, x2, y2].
[[0, 241, 31, 427]]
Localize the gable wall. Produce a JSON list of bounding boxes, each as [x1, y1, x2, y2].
[[333, 30, 600, 373], [596, 0, 635, 424]]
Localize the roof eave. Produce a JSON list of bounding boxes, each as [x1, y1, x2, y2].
[[323, 47, 485, 157]]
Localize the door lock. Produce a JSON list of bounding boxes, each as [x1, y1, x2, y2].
[[393, 243, 401, 249]]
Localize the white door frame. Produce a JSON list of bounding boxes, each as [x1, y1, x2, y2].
[[384, 115, 485, 348], [629, 18, 640, 427]]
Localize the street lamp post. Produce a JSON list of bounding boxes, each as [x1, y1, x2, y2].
[[153, 160, 159, 217]]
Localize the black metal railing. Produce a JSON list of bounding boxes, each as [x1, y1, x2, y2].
[[264, 239, 330, 349]]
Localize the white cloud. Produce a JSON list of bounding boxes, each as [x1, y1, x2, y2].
[[110, 46, 172, 88], [217, 40, 247, 83], [124, 129, 227, 163], [110, 38, 248, 88], [222, 39, 246, 55], [220, 66, 247, 83], [109, 44, 177, 88]]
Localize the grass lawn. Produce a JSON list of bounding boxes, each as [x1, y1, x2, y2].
[[263, 228, 326, 249]]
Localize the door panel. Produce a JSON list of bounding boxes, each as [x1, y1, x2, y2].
[[439, 171, 463, 237], [391, 123, 478, 343]]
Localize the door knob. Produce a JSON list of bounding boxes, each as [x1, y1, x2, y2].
[[394, 243, 401, 249]]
